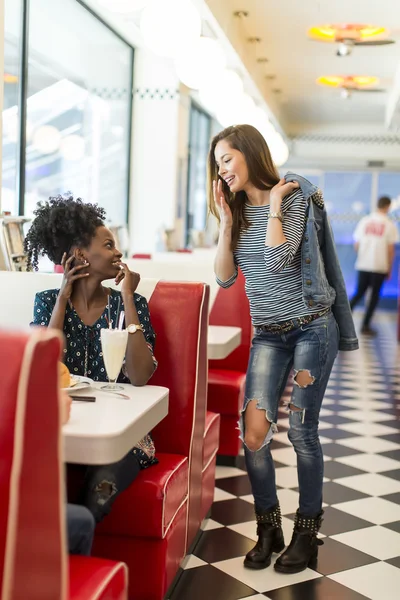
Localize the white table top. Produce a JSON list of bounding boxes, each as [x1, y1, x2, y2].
[[208, 325, 242, 360], [63, 384, 169, 465]]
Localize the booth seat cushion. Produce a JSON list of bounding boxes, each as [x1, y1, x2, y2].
[[96, 454, 188, 539], [208, 369, 246, 415], [218, 416, 242, 457], [69, 555, 128, 600], [203, 411, 220, 469]]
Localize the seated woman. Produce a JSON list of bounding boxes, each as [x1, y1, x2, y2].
[[25, 194, 158, 522]]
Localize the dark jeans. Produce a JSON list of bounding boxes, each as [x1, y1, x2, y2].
[[67, 504, 96, 555], [74, 450, 142, 523], [350, 271, 386, 327], [241, 313, 339, 518]]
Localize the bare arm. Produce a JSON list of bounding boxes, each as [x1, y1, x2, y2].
[[123, 293, 155, 386], [50, 253, 89, 331], [215, 225, 237, 284], [118, 265, 155, 386], [387, 243, 395, 278]]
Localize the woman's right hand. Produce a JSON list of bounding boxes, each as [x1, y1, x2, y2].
[[214, 179, 233, 229], [58, 253, 89, 301]]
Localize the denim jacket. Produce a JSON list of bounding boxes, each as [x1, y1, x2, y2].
[[285, 172, 359, 352]]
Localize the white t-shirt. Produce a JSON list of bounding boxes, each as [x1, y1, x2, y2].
[[354, 212, 399, 274]]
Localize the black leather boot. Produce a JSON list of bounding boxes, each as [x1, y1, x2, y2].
[[244, 503, 285, 570], [274, 510, 324, 574]]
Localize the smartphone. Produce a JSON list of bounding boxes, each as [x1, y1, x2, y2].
[[71, 396, 96, 402]]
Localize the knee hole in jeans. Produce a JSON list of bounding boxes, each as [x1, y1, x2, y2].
[[94, 480, 118, 506], [243, 399, 275, 452], [293, 369, 315, 389]]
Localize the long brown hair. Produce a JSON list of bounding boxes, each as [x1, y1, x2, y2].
[[207, 124, 280, 250]]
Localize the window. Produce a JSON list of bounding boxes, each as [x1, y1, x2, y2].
[[2, 0, 133, 225], [323, 172, 372, 244], [2, 0, 24, 215], [186, 103, 211, 245]]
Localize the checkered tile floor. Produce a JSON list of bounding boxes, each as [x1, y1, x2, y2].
[[169, 312, 400, 600]]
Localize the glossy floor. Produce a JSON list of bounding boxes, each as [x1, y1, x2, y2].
[[170, 312, 400, 600]]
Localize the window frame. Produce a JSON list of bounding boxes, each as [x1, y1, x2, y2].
[[12, 0, 134, 221]]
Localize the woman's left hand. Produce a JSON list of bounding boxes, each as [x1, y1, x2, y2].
[[270, 178, 300, 211], [116, 263, 140, 297]]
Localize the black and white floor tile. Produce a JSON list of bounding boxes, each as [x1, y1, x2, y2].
[[169, 312, 400, 600]]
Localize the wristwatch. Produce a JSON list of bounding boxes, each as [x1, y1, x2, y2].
[[127, 323, 144, 334], [270, 211, 283, 222]]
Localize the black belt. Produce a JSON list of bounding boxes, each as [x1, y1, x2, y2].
[[257, 307, 331, 335]]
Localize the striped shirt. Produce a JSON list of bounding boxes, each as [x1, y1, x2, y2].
[[217, 189, 325, 325]]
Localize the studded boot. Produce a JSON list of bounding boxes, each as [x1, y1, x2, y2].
[[274, 510, 324, 574], [244, 503, 285, 570]]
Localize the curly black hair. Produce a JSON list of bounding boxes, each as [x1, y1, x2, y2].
[[24, 193, 106, 271]]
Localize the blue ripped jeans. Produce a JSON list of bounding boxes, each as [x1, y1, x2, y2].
[[67, 504, 95, 555], [240, 312, 339, 518], [78, 450, 142, 523]]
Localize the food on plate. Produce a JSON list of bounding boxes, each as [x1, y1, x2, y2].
[[59, 362, 71, 389]]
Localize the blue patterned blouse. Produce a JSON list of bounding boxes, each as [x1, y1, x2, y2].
[[32, 288, 158, 468]]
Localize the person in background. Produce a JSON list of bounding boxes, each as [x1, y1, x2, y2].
[[25, 194, 158, 523], [61, 390, 95, 556], [350, 196, 399, 336], [208, 124, 358, 575]]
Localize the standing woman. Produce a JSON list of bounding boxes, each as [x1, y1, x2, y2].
[[208, 125, 358, 574]]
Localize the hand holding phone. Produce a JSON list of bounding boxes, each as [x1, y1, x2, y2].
[[59, 252, 90, 301]]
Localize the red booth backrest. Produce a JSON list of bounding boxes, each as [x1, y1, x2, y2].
[[148, 281, 209, 545], [0, 329, 67, 600], [209, 269, 252, 373]]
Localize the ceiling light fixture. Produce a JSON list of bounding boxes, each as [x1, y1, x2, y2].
[[309, 24, 388, 43], [337, 42, 352, 57], [317, 75, 379, 88], [308, 24, 394, 56], [175, 36, 226, 90], [140, 0, 201, 58], [317, 75, 384, 99]]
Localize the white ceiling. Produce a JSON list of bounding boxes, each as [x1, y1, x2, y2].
[[226, 0, 400, 133]]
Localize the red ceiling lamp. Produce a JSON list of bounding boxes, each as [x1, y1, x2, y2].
[[308, 24, 395, 56], [316, 75, 385, 99]]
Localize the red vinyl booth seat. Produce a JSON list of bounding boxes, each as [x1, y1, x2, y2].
[[207, 370, 246, 416], [96, 455, 188, 539], [203, 412, 221, 469], [93, 281, 210, 600], [208, 269, 252, 457], [69, 556, 127, 600], [201, 411, 220, 521], [0, 329, 128, 600]]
